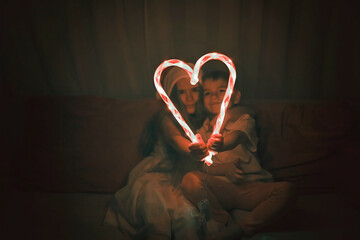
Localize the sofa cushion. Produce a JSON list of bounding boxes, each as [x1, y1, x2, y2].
[[6, 192, 359, 240], [6, 192, 128, 240]]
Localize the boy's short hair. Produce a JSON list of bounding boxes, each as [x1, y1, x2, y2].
[[202, 71, 241, 103], [202, 71, 229, 82]]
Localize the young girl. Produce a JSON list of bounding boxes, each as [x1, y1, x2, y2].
[[103, 65, 208, 240], [181, 71, 296, 240]]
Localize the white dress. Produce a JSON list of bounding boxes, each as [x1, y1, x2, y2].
[[103, 142, 200, 239]]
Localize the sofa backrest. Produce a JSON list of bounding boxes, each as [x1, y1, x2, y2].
[[244, 100, 357, 194], [4, 96, 359, 194], [6, 96, 162, 192]]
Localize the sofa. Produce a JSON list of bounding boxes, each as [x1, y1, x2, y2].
[[3, 95, 360, 240]]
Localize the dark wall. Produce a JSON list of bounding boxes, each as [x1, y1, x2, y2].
[[1, 0, 359, 100]]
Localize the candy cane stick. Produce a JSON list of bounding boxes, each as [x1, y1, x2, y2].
[[192, 53, 237, 165], [154, 53, 236, 166], [154, 60, 198, 143]]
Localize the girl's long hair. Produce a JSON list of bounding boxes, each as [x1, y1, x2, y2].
[[140, 84, 206, 158], [169, 84, 206, 131]]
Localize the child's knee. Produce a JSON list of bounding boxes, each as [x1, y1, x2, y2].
[[181, 171, 203, 195]]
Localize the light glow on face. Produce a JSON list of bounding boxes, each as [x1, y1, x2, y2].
[[154, 53, 236, 166], [203, 79, 228, 115], [176, 78, 200, 114]]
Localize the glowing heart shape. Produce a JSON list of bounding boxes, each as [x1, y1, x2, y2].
[[154, 52, 236, 165]]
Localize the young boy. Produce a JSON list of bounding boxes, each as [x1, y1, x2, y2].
[[181, 71, 295, 240], [191, 70, 272, 183]]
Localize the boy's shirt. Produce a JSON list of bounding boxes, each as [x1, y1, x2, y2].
[[197, 108, 273, 183]]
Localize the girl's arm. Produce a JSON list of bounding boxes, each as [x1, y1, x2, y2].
[[160, 115, 193, 154], [161, 115, 209, 162]]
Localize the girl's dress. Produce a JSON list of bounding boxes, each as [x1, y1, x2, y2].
[[103, 141, 200, 239]]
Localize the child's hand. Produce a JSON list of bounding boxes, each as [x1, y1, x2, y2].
[[188, 134, 209, 160], [219, 162, 244, 183], [207, 133, 224, 152]]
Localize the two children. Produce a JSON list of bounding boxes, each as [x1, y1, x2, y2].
[[182, 71, 295, 240]]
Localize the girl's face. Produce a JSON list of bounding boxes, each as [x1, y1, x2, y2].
[[176, 78, 200, 114]]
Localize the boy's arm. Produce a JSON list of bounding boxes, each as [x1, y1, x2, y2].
[[216, 106, 254, 132], [200, 161, 245, 183], [208, 130, 249, 152], [200, 163, 225, 175], [221, 130, 249, 151]]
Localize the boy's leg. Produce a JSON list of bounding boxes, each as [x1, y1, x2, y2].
[[207, 180, 296, 236], [182, 171, 296, 237]]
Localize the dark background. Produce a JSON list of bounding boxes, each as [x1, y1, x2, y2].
[[2, 1, 360, 239], [2, 0, 359, 100]]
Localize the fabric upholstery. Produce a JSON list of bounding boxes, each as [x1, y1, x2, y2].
[[5, 96, 359, 195]]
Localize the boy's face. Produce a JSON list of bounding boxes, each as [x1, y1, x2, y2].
[[203, 78, 240, 115], [203, 78, 228, 115]]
